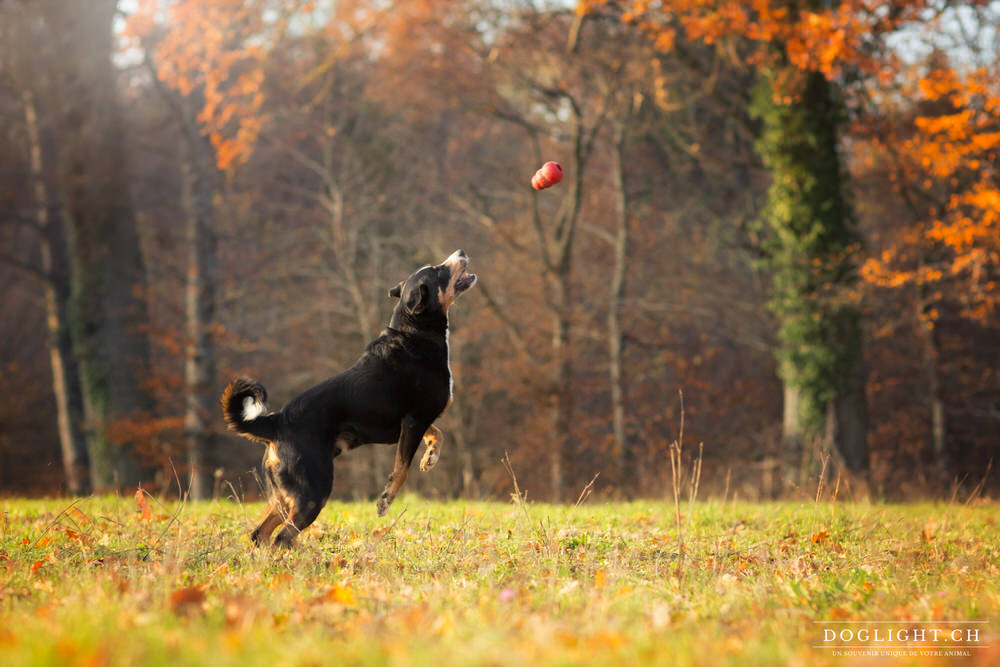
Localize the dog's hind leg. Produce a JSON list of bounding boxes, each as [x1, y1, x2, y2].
[[419, 425, 442, 472], [272, 453, 334, 548], [377, 415, 426, 516]]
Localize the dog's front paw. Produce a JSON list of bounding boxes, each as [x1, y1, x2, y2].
[[419, 448, 439, 472], [376, 492, 392, 517]]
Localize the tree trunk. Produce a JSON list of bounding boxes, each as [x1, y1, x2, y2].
[[22, 87, 90, 496], [609, 123, 630, 491], [550, 275, 571, 501], [754, 68, 869, 482], [51, 0, 156, 489], [919, 298, 949, 480], [829, 310, 868, 476], [181, 129, 218, 500], [546, 105, 590, 502], [781, 379, 803, 491]]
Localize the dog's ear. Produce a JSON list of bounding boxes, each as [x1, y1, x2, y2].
[[404, 283, 428, 314], [388, 282, 403, 298]]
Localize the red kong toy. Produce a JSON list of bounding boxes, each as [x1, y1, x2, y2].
[[531, 161, 563, 190]]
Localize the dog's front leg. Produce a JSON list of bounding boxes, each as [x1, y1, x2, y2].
[[377, 415, 426, 517]]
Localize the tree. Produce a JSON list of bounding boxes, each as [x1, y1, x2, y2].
[[23, 0, 158, 489], [126, 0, 292, 497], [858, 9, 1000, 480], [751, 67, 867, 481], [589, 0, 941, 485], [0, 2, 91, 494]]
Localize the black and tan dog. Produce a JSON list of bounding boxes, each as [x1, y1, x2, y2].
[[221, 250, 477, 547]]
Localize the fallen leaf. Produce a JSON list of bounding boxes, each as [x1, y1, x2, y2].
[[327, 583, 357, 607], [134, 487, 151, 523], [68, 507, 92, 525], [223, 595, 258, 628], [169, 586, 207, 615], [269, 572, 292, 588], [830, 606, 851, 619]]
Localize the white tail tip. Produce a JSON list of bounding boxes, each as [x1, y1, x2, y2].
[[242, 396, 264, 421]]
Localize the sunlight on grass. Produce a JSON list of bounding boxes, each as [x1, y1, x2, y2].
[[0, 496, 997, 665]]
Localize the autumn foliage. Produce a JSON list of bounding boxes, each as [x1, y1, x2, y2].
[[862, 64, 1000, 322], [0, 0, 996, 499]]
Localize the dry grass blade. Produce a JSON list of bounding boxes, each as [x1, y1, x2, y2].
[[502, 450, 549, 548], [575, 473, 600, 508]]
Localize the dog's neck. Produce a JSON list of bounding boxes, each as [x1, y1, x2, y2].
[[387, 306, 448, 341]]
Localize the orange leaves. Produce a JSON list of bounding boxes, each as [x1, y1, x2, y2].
[[325, 582, 358, 607], [125, 0, 279, 170], [616, 0, 898, 81], [811, 529, 829, 545], [169, 585, 208, 616], [134, 487, 152, 523], [268, 572, 293, 589], [828, 605, 852, 620], [859, 58, 1000, 321]]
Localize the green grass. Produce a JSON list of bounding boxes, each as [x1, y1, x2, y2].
[[0, 495, 997, 665]]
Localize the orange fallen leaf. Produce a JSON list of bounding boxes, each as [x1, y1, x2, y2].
[[594, 569, 607, 589], [223, 595, 258, 628], [67, 507, 91, 525], [169, 586, 207, 615], [327, 583, 357, 606], [811, 529, 829, 544], [269, 572, 293, 588], [134, 487, 151, 523], [830, 606, 851, 620], [30, 560, 44, 576]]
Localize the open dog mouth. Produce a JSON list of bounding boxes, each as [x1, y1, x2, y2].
[[455, 271, 477, 293]]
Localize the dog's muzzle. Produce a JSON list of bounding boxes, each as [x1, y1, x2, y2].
[[443, 249, 477, 293]]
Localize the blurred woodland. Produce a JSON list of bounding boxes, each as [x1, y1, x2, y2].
[[0, 0, 996, 501]]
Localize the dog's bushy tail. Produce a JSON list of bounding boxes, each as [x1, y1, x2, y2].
[[221, 377, 279, 442]]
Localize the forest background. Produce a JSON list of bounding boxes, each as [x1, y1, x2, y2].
[[0, 0, 996, 503]]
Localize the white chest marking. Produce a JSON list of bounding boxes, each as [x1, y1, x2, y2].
[[446, 329, 453, 399]]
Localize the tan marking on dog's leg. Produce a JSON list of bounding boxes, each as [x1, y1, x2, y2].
[[265, 445, 280, 470], [377, 452, 411, 517], [272, 506, 299, 548], [250, 501, 284, 546], [419, 425, 442, 472]]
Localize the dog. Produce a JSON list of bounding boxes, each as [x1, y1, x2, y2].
[[220, 250, 477, 547]]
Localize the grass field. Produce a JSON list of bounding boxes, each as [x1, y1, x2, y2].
[[0, 494, 997, 666]]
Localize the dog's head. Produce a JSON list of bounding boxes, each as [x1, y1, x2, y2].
[[389, 250, 477, 327]]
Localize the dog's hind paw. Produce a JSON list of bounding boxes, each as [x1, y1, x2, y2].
[[376, 492, 392, 517], [419, 448, 439, 472]]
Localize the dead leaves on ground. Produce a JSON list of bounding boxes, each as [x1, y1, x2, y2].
[[1, 498, 996, 665], [169, 585, 207, 616]]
